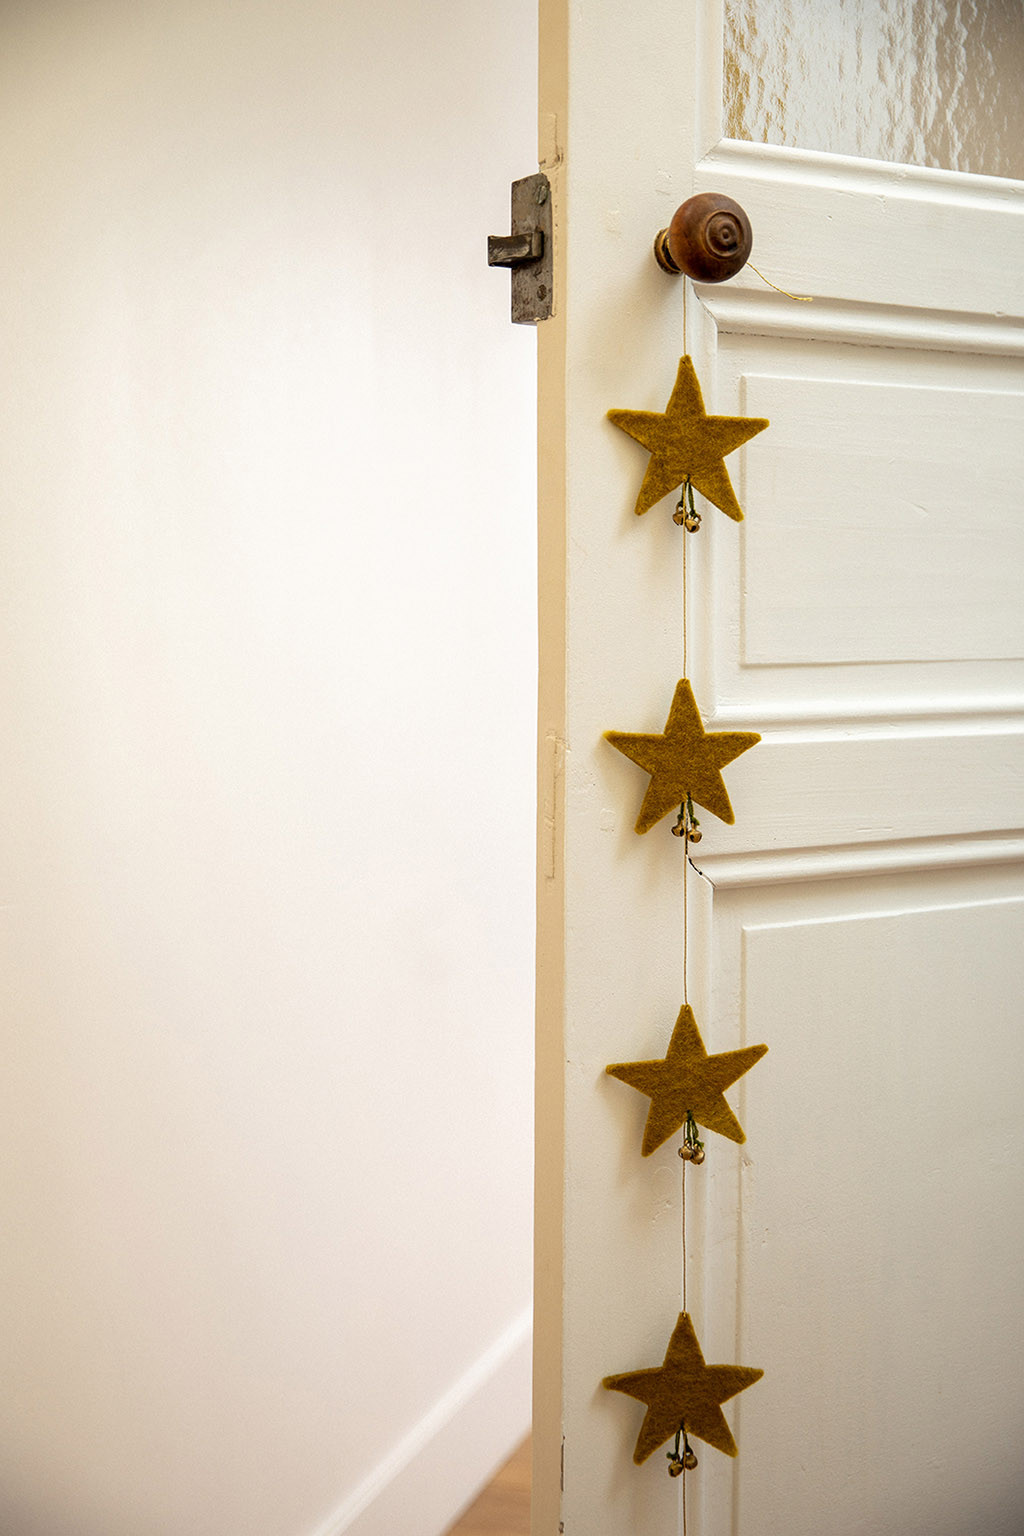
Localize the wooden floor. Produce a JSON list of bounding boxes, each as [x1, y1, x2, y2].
[[444, 1437, 531, 1536]]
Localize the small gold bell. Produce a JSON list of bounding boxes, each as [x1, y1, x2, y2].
[[683, 509, 701, 533], [690, 1146, 706, 1165], [686, 824, 702, 843], [677, 1143, 693, 1161], [667, 1456, 684, 1478], [683, 1448, 698, 1470], [671, 814, 687, 837], [672, 505, 687, 526]]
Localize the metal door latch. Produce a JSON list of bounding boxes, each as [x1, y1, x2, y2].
[[488, 172, 552, 324]]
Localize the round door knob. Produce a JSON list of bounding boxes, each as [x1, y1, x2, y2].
[[654, 193, 753, 282]]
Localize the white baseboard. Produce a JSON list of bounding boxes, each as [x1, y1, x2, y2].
[[311, 1308, 533, 1536]]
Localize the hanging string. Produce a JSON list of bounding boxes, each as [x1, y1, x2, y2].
[[682, 839, 689, 1004], [747, 261, 813, 302], [682, 499, 688, 678], [682, 509, 689, 1005], [681, 1162, 688, 1534], [680, 274, 693, 1536], [681, 1153, 687, 1312]]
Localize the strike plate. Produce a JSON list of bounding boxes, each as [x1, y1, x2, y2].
[[487, 172, 552, 325]]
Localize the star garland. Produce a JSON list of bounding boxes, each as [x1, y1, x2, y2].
[[606, 1003, 768, 1157], [601, 347, 768, 1492], [605, 677, 760, 831], [608, 355, 768, 522], [603, 1311, 763, 1464]]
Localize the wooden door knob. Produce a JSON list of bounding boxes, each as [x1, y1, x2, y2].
[[654, 193, 752, 282]]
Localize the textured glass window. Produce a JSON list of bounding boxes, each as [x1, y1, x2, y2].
[[724, 0, 1024, 180]]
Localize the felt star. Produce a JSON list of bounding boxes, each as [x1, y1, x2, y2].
[[603, 1311, 763, 1463], [607, 355, 768, 522], [604, 678, 760, 831], [606, 1004, 768, 1156]]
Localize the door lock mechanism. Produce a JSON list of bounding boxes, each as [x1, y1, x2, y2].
[[488, 172, 552, 324]]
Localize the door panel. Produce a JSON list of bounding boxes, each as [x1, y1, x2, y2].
[[740, 373, 1024, 666], [707, 868, 1024, 1535]]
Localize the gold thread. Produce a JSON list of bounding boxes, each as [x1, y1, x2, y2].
[[680, 1159, 687, 1510], [748, 261, 813, 301], [680, 412, 689, 1536], [680, 1166, 688, 1532], [682, 510, 688, 677], [681, 1155, 687, 1313], [683, 845, 688, 1002], [680, 347, 689, 1536], [682, 520, 688, 1005], [681, 290, 687, 1536]]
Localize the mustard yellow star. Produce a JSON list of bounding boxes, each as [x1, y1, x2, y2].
[[604, 1311, 763, 1463], [607, 1004, 767, 1156], [605, 678, 760, 831], [608, 355, 768, 521]]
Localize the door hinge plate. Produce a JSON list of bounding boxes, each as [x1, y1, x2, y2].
[[487, 172, 552, 325]]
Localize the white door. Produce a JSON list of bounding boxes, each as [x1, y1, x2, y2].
[[535, 4, 1024, 1535]]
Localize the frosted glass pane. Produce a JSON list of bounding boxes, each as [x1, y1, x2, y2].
[[725, 0, 1024, 179]]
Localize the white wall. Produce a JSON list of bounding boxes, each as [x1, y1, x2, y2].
[[0, 4, 536, 1535]]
